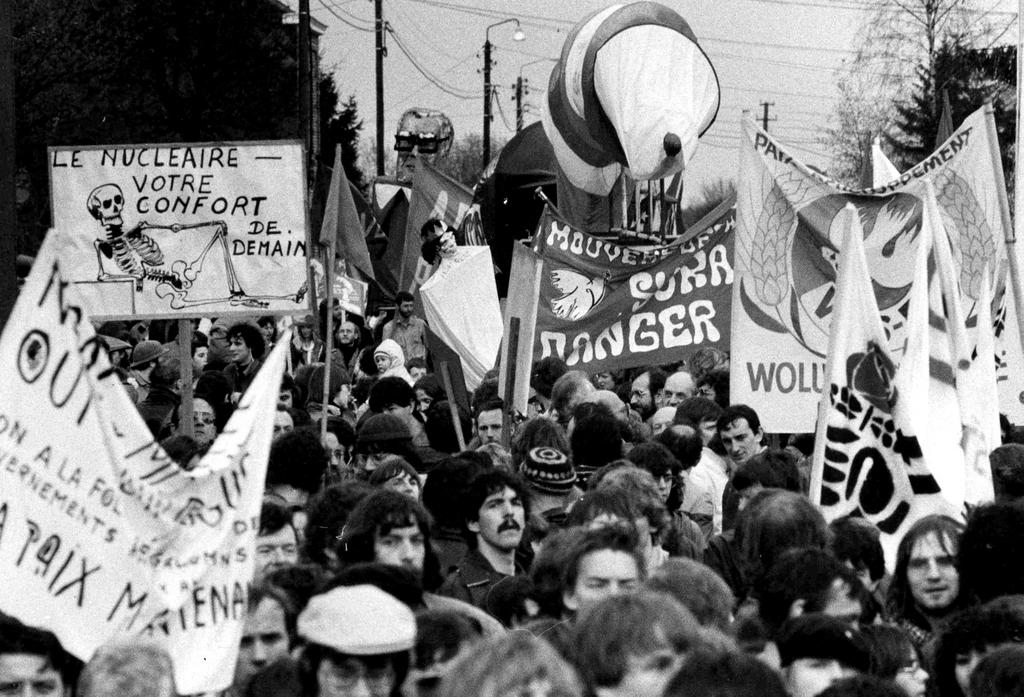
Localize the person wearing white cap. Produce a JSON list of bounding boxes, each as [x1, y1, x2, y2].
[[297, 584, 416, 697]]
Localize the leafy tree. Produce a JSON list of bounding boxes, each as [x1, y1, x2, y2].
[[822, 0, 999, 185], [319, 80, 365, 193], [888, 41, 1014, 191], [12, 0, 321, 252]]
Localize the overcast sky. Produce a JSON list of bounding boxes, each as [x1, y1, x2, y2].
[[303, 0, 1018, 205]]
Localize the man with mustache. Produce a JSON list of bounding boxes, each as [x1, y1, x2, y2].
[[438, 470, 529, 612]]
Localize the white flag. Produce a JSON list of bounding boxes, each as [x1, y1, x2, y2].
[[810, 205, 956, 567]]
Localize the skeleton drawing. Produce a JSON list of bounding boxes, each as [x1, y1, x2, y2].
[[86, 183, 304, 310]]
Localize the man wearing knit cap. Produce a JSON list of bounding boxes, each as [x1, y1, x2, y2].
[[128, 339, 169, 404], [777, 614, 869, 697], [355, 413, 419, 474], [520, 446, 577, 527], [296, 584, 415, 697]]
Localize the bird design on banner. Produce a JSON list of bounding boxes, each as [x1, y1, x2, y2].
[[550, 269, 607, 320]]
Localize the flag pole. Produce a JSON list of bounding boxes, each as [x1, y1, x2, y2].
[[320, 147, 341, 445], [989, 99, 1024, 365]]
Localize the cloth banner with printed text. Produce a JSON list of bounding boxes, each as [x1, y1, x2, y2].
[[733, 107, 1014, 432], [530, 205, 734, 374], [809, 207, 959, 568], [0, 231, 287, 693], [49, 142, 309, 320]]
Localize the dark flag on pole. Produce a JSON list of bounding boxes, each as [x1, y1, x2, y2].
[[321, 145, 376, 282], [935, 89, 954, 149]]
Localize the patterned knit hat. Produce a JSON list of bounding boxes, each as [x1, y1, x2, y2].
[[521, 446, 576, 494]]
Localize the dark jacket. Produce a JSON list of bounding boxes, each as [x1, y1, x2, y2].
[[437, 547, 521, 611], [137, 384, 181, 437]]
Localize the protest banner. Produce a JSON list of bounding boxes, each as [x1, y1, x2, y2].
[[809, 207, 958, 569], [0, 232, 288, 692], [530, 204, 734, 374], [733, 106, 1014, 432], [420, 246, 503, 390], [398, 159, 486, 295], [48, 141, 309, 320]]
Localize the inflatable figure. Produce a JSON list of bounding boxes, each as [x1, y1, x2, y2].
[[542, 2, 720, 196]]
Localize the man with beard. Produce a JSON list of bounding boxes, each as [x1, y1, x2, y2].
[[439, 470, 529, 610], [383, 291, 428, 364], [629, 368, 667, 421]]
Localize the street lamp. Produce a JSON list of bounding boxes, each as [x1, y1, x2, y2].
[[483, 18, 524, 167]]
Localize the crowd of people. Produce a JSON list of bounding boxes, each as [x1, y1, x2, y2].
[[4, 296, 1024, 697]]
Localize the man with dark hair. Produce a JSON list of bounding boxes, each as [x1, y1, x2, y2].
[[368, 376, 417, 415], [338, 489, 433, 582], [421, 457, 487, 575], [560, 523, 644, 616], [255, 499, 299, 580], [664, 648, 788, 697], [529, 356, 567, 417], [777, 615, 870, 697], [223, 321, 266, 401], [829, 517, 886, 603], [571, 406, 624, 485], [0, 615, 81, 697], [629, 368, 667, 421], [409, 610, 483, 697], [758, 548, 864, 640], [473, 398, 503, 446], [958, 502, 1024, 605], [732, 449, 802, 510], [383, 290, 427, 364], [990, 443, 1024, 504], [265, 427, 329, 535], [423, 401, 473, 457], [406, 357, 428, 383], [438, 470, 529, 610], [717, 404, 767, 531], [717, 404, 766, 468]]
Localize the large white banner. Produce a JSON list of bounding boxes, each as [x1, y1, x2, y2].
[[0, 232, 287, 692], [48, 141, 309, 320], [733, 107, 1013, 432]]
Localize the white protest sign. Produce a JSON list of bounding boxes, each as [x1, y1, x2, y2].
[[0, 232, 288, 692], [48, 142, 309, 320], [420, 246, 502, 389]]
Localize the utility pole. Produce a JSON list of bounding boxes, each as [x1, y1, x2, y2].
[[0, 0, 16, 328], [375, 0, 385, 176], [514, 75, 524, 132], [759, 101, 776, 132], [298, 0, 312, 187], [483, 38, 493, 167]]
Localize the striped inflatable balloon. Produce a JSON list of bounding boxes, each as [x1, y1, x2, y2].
[[542, 2, 720, 195]]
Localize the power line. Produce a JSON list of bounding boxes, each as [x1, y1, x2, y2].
[[386, 26, 476, 98], [317, 0, 374, 31]]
